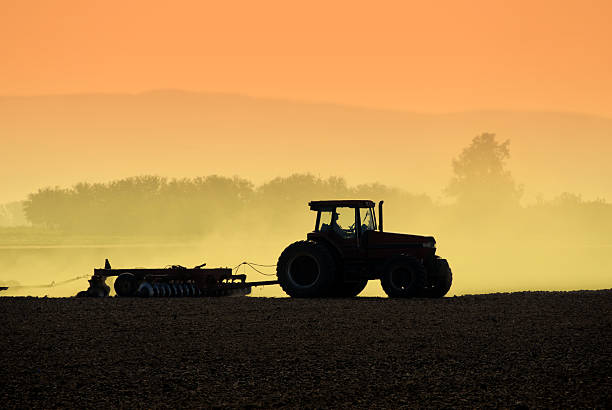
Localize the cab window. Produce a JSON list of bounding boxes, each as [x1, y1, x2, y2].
[[320, 207, 356, 239], [335, 207, 356, 238], [359, 207, 376, 232], [319, 210, 333, 231]]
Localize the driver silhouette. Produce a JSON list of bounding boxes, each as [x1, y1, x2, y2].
[[331, 212, 351, 238]]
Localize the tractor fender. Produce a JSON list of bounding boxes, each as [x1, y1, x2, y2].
[[381, 254, 428, 277], [308, 236, 344, 267]]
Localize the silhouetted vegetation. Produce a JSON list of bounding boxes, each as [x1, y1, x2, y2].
[[24, 176, 251, 235], [446, 133, 522, 212], [22, 174, 434, 236], [19, 133, 612, 244]]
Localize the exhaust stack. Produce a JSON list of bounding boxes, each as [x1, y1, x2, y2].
[[378, 200, 384, 232]]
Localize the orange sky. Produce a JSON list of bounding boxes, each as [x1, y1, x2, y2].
[[1, 0, 611, 116]]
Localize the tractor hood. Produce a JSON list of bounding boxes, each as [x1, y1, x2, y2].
[[366, 231, 436, 249]]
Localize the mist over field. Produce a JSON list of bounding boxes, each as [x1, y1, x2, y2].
[[1, 133, 610, 297]]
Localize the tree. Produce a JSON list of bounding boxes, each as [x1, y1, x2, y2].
[[446, 133, 522, 210], [23, 187, 72, 228]]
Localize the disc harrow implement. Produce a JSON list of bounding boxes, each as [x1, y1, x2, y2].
[[77, 259, 277, 298]]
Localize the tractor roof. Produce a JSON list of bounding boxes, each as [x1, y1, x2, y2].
[[309, 200, 375, 210]]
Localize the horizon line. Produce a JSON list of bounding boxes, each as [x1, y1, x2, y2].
[[1, 89, 611, 121]]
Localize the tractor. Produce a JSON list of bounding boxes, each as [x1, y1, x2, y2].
[[276, 200, 452, 298]]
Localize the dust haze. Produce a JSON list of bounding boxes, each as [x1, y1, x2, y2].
[[1, 124, 610, 297]]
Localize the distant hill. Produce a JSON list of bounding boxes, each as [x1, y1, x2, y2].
[[1, 90, 611, 203]]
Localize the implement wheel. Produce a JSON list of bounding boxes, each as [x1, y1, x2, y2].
[[114, 273, 138, 297], [381, 257, 426, 298], [277, 240, 336, 298]]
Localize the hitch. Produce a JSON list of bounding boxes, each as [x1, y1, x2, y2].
[[76, 275, 111, 298]]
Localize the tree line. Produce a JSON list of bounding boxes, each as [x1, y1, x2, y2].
[[23, 174, 432, 235], [23, 134, 612, 241]]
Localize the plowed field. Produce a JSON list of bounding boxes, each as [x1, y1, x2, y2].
[[1, 290, 610, 408]]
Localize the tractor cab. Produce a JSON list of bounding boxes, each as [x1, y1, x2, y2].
[[310, 200, 377, 242], [307, 200, 436, 259]]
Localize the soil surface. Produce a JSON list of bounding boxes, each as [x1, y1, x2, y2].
[[1, 290, 611, 408]]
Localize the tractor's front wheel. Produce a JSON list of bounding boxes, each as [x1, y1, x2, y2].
[[419, 258, 453, 298], [381, 257, 426, 298], [277, 240, 336, 298]]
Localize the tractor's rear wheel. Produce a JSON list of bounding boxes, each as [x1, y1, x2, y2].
[[381, 257, 427, 298], [329, 278, 368, 297], [277, 240, 336, 298], [419, 258, 453, 298], [114, 273, 138, 297]]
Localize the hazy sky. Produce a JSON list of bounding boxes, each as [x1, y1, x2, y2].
[[2, 2, 611, 297], [2, 0, 611, 116]]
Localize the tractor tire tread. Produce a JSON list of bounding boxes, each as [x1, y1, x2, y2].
[[420, 258, 453, 298], [276, 240, 336, 298], [380, 256, 427, 298]]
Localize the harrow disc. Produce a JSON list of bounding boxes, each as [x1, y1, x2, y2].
[[137, 282, 154, 298], [115, 273, 138, 297]]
